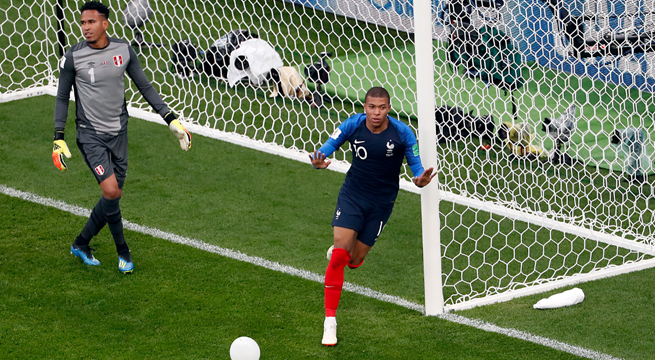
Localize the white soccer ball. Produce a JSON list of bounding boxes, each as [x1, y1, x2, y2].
[[230, 336, 260, 360]]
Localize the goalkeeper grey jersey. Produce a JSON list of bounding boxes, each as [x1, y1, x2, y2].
[[54, 37, 169, 136]]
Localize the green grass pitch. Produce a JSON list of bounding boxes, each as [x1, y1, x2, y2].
[[1, 96, 654, 359], [2, 0, 655, 358]]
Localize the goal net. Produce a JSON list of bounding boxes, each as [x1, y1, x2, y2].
[[2, 0, 655, 313]]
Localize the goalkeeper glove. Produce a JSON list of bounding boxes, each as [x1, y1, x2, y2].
[[166, 112, 192, 151], [52, 133, 72, 171]]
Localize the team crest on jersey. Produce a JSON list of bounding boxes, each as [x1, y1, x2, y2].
[[386, 140, 395, 157], [113, 55, 123, 66], [94, 165, 105, 175]]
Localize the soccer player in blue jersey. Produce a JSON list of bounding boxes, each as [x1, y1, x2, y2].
[[52, 1, 192, 274], [310, 87, 435, 346]]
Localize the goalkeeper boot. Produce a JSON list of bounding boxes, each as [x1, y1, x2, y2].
[[322, 316, 337, 346], [71, 244, 101, 266], [118, 252, 134, 274]]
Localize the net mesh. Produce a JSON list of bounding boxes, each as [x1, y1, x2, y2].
[[0, 1, 53, 93]]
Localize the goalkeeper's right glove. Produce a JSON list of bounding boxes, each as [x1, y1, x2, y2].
[[166, 112, 192, 151], [52, 132, 71, 171]]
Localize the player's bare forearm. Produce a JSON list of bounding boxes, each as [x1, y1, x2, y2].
[[414, 167, 436, 187], [310, 150, 331, 169]]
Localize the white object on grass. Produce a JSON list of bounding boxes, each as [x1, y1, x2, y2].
[[230, 336, 260, 360], [533, 288, 585, 309], [227, 39, 283, 86]]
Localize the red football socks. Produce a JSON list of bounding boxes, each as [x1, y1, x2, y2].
[[347, 258, 364, 269], [324, 247, 350, 317]]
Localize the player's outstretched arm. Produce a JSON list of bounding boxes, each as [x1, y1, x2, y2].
[[165, 112, 192, 151], [52, 131, 72, 171], [414, 167, 436, 188], [310, 150, 332, 169]]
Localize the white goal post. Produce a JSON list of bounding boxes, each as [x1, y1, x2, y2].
[[2, 0, 655, 314]]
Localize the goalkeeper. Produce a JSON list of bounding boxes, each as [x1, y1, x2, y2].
[[52, 1, 191, 274], [310, 87, 435, 346]]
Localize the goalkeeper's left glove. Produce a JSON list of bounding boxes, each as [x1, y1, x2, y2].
[[165, 112, 192, 151], [52, 131, 72, 171]]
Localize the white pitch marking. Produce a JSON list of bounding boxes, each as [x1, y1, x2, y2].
[[0, 184, 622, 360]]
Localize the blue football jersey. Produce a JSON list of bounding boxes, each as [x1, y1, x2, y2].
[[316, 113, 424, 203]]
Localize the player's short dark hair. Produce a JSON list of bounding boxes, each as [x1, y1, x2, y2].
[[365, 87, 390, 104], [80, 1, 110, 20]]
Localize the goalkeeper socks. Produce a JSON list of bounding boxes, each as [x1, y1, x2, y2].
[[78, 197, 108, 246], [76, 196, 129, 256], [100, 196, 127, 254], [116, 242, 130, 258], [324, 247, 350, 317], [74, 235, 91, 248]]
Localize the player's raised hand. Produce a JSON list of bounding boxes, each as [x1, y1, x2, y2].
[[52, 139, 72, 171], [414, 167, 436, 188], [310, 150, 331, 169], [167, 114, 192, 151]]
